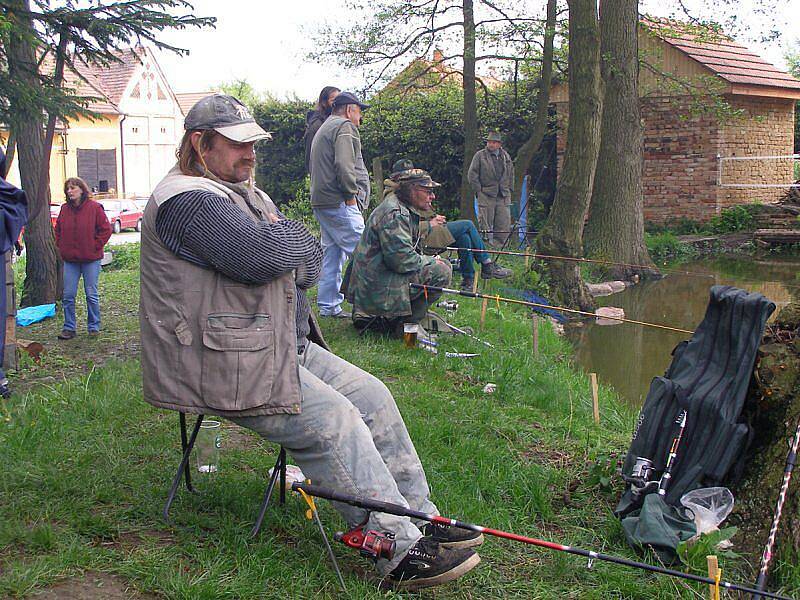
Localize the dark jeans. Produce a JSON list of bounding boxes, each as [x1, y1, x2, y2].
[[446, 220, 489, 278]]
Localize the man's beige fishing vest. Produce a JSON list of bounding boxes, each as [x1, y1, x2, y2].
[[139, 166, 302, 417]]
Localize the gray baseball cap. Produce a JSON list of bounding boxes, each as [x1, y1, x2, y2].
[[184, 94, 272, 143]]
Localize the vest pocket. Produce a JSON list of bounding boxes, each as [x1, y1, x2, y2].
[[201, 313, 275, 411]]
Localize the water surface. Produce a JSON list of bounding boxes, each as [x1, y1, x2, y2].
[[567, 255, 800, 405]]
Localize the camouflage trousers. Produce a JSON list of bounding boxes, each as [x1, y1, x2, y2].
[[408, 259, 452, 322], [230, 341, 437, 575]]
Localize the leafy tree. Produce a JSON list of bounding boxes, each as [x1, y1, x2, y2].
[[1, 0, 213, 306], [217, 78, 266, 110], [536, 0, 601, 310], [584, 1, 658, 281], [785, 42, 799, 154], [309, 0, 560, 220]]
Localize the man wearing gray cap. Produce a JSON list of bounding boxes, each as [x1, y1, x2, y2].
[[309, 91, 371, 318], [468, 131, 515, 246], [139, 94, 481, 590]]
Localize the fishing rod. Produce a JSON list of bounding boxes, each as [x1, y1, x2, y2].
[[753, 420, 800, 596], [411, 283, 694, 335], [445, 246, 800, 291], [657, 409, 688, 496], [291, 482, 793, 600]]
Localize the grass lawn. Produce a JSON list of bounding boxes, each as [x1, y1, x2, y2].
[[0, 247, 792, 599]]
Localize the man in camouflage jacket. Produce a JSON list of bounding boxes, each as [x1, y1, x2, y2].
[[346, 169, 451, 331]]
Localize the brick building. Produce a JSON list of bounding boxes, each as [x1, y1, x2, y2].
[[549, 20, 800, 224]]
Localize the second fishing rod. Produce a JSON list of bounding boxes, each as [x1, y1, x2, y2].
[[410, 283, 694, 335]]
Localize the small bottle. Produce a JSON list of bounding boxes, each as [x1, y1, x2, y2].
[[403, 323, 419, 348]]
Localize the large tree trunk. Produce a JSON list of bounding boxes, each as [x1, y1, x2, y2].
[[7, 0, 62, 306], [2, 131, 16, 178], [729, 302, 800, 588], [535, 0, 601, 311], [460, 0, 478, 222], [512, 0, 556, 199], [584, 1, 658, 281]]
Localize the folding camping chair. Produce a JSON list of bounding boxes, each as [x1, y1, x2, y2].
[[163, 412, 287, 537]]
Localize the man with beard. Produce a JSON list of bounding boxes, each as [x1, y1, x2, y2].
[[139, 94, 482, 590]]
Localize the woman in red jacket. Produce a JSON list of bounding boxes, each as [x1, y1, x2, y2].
[[54, 177, 112, 340]]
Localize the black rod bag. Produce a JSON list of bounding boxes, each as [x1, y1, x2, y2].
[[616, 285, 775, 518]]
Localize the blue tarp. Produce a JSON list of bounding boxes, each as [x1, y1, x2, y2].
[[16, 303, 56, 327], [500, 287, 568, 323]]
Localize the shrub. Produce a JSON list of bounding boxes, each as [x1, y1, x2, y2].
[[707, 205, 756, 234], [645, 232, 697, 262]]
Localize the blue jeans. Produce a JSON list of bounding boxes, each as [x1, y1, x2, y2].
[[63, 260, 101, 332], [446, 220, 489, 278], [313, 203, 365, 316]]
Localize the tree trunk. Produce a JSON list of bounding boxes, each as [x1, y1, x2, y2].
[[7, 0, 62, 306], [584, 1, 656, 281], [535, 0, 601, 311], [2, 131, 16, 178], [729, 302, 800, 588], [512, 0, 557, 199], [460, 0, 478, 222]]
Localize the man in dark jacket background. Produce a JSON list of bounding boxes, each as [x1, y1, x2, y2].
[[0, 147, 28, 397], [303, 85, 340, 173]]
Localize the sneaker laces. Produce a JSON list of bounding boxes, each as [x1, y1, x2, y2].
[[407, 537, 439, 561]]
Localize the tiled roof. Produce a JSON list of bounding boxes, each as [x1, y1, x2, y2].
[[80, 47, 144, 105], [40, 54, 119, 114], [645, 18, 800, 92], [175, 91, 216, 115]]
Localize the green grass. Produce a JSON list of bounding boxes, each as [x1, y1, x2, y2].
[[0, 251, 794, 599]]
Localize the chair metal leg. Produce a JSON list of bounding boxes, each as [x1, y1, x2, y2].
[[179, 412, 197, 493], [251, 447, 287, 537], [163, 413, 204, 524]]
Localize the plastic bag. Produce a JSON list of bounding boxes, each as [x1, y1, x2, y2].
[[680, 487, 734, 534], [16, 303, 56, 327]]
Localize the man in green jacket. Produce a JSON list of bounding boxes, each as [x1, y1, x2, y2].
[[468, 131, 514, 246], [347, 169, 452, 334]]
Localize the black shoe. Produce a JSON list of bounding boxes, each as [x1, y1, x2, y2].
[[57, 329, 76, 340], [388, 538, 480, 590], [423, 522, 484, 548], [480, 261, 512, 280], [460, 277, 475, 292]]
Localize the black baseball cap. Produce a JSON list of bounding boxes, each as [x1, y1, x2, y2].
[[332, 91, 369, 110]]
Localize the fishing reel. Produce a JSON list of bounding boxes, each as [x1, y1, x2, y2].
[[622, 456, 659, 497], [334, 521, 396, 562]]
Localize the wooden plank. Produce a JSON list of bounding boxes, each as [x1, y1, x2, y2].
[[372, 157, 384, 203]]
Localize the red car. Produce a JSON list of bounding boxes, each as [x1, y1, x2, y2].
[[99, 199, 143, 233]]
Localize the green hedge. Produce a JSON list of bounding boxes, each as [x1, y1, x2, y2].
[[252, 83, 556, 218]]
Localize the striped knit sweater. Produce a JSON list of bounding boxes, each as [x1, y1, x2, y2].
[[155, 190, 322, 347]]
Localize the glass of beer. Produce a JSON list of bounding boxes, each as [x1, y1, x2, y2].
[[403, 323, 419, 348]]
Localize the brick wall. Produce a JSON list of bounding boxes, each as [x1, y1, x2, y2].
[[553, 94, 797, 224], [717, 96, 796, 210]]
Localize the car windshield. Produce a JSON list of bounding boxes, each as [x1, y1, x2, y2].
[[102, 201, 121, 212]]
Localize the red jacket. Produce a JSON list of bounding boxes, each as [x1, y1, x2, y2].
[[55, 199, 112, 262]]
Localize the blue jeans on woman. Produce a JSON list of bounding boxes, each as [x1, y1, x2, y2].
[[63, 260, 102, 332], [446, 220, 490, 278]]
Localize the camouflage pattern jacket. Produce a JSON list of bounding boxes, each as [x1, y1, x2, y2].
[[346, 191, 437, 318]]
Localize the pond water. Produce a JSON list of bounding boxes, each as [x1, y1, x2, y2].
[[567, 254, 800, 406]]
